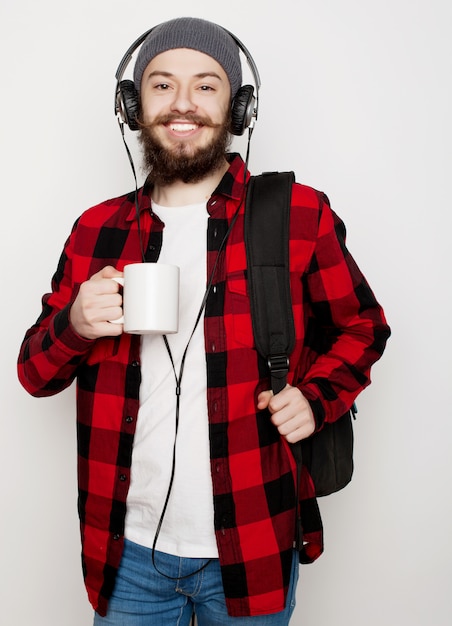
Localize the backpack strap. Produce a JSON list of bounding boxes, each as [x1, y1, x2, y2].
[[245, 171, 303, 548], [244, 171, 295, 394]]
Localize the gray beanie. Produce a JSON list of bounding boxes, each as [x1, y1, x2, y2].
[[133, 17, 242, 98]]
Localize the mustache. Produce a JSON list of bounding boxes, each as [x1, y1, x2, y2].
[[139, 113, 221, 130]]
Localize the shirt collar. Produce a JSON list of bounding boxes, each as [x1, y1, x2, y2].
[[125, 153, 249, 222], [211, 153, 249, 201]]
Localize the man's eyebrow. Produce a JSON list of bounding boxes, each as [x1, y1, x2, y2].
[[146, 70, 223, 81], [146, 71, 173, 79], [194, 72, 223, 81]]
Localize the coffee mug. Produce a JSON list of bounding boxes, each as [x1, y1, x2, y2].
[[111, 263, 179, 334]]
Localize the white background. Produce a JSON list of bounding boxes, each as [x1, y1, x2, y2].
[[1, 0, 451, 624]]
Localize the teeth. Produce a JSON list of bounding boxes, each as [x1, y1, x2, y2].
[[170, 123, 198, 132]]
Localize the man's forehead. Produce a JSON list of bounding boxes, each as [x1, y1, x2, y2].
[[143, 48, 228, 80]]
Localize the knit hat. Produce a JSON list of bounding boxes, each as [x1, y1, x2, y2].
[[133, 17, 242, 98]]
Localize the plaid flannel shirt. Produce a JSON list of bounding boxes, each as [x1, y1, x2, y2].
[[17, 154, 390, 617]]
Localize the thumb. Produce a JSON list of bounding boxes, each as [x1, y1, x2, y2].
[[100, 265, 124, 279], [257, 390, 273, 410]]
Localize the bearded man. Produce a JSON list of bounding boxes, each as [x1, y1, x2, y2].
[[17, 17, 390, 626]]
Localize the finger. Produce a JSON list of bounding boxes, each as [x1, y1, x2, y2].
[[274, 410, 316, 442], [87, 296, 124, 323], [90, 265, 123, 282], [97, 280, 123, 298], [257, 390, 273, 410], [269, 404, 294, 427], [273, 416, 307, 444], [100, 265, 124, 279], [104, 304, 124, 323], [95, 321, 123, 337], [90, 277, 123, 298], [267, 388, 291, 414], [282, 427, 307, 444]]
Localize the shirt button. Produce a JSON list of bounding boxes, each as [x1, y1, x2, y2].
[[131, 361, 139, 367], [113, 534, 121, 541], [213, 227, 218, 238], [211, 343, 216, 352], [119, 474, 127, 482], [125, 416, 134, 424]]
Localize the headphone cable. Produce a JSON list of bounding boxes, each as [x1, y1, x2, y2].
[[118, 118, 146, 263], [149, 128, 253, 581]]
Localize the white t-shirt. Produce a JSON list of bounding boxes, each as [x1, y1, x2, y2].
[[124, 200, 218, 558]]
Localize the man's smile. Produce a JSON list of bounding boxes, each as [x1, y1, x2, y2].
[[168, 122, 200, 132], [159, 119, 210, 141]]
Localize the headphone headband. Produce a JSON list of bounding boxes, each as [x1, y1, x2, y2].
[[115, 28, 154, 83]]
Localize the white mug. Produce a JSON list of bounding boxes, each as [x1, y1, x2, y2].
[[111, 263, 179, 334]]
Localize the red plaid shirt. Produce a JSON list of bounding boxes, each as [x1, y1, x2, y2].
[[17, 154, 389, 617]]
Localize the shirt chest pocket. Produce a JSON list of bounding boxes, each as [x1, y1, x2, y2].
[[225, 270, 255, 348]]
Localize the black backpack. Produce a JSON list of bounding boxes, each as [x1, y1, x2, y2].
[[244, 171, 355, 497]]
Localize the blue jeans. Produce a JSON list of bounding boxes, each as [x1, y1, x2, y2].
[[93, 539, 299, 625]]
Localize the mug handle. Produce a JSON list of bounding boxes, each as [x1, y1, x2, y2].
[[109, 277, 124, 324]]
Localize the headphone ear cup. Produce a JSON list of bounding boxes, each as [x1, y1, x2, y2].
[[230, 85, 255, 136], [117, 79, 140, 131]]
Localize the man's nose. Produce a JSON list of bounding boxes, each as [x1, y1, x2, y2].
[[170, 86, 196, 114]]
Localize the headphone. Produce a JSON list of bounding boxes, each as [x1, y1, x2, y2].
[[114, 24, 261, 136]]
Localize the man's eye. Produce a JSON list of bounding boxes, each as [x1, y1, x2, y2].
[[156, 83, 170, 90], [199, 85, 214, 91]]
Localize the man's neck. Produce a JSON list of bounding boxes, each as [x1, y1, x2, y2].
[[151, 159, 230, 207]]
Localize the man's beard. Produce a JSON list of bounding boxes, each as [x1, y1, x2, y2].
[[137, 112, 232, 186]]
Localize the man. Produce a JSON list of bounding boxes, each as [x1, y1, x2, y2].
[[17, 17, 390, 625]]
